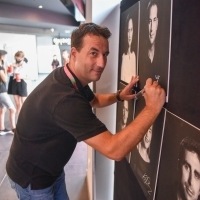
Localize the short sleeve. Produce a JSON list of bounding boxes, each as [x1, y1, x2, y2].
[[53, 93, 107, 142], [84, 85, 95, 102]]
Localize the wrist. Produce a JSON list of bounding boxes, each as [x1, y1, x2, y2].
[[144, 105, 162, 116], [116, 90, 124, 102]]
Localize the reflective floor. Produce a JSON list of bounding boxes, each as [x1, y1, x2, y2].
[[0, 74, 89, 200]]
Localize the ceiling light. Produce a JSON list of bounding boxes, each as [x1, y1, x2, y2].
[[51, 28, 55, 32], [39, 5, 43, 9]]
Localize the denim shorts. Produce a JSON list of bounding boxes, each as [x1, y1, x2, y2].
[[8, 171, 69, 200]]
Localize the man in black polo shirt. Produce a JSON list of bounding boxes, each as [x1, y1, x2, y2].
[[6, 23, 165, 200]]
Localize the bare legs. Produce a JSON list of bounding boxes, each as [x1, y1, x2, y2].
[[0, 107, 6, 130], [0, 107, 16, 130], [14, 95, 26, 115], [9, 107, 16, 129]]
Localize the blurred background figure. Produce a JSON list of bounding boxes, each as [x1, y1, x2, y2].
[[0, 50, 16, 135], [24, 57, 28, 63], [51, 54, 60, 70], [8, 51, 29, 115], [62, 50, 69, 67]]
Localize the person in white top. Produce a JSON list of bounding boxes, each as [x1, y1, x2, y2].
[[121, 14, 137, 83], [8, 51, 29, 115]]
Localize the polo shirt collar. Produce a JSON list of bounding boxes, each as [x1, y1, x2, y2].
[[66, 64, 89, 99]]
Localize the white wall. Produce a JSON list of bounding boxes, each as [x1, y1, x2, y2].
[[0, 32, 38, 80], [86, 1, 121, 200], [36, 36, 62, 73]]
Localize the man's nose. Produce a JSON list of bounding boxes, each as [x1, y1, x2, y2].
[[97, 55, 106, 68], [188, 171, 193, 186], [150, 22, 153, 32]]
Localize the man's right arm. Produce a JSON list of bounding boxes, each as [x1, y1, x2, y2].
[[84, 78, 165, 161]]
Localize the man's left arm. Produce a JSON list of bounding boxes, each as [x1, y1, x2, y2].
[[90, 76, 139, 108]]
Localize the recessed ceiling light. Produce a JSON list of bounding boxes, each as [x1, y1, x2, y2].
[[65, 30, 70, 34], [51, 28, 54, 32], [39, 5, 43, 9]]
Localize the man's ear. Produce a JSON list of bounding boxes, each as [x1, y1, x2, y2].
[[70, 47, 77, 60]]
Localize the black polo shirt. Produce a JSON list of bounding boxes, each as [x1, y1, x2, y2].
[[6, 66, 107, 189]]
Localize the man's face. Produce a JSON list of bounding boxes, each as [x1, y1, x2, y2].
[[72, 34, 109, 85], [179, 150, 200, 200], [122, 101, 129, 125], [127, 18, 133, 47], [142, 126, 153, 149], [148, 5, 158, 46]]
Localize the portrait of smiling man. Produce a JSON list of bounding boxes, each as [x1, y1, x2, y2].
[[138, 0, 172, 99], [147, 0, 159, 63], [177, 137, 200, 200], [6, 23, 165, 200]]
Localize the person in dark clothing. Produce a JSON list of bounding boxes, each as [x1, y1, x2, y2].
[[6, 23, 165, 200], [7, 51, 29, 115], [51, 55, 60, 70]]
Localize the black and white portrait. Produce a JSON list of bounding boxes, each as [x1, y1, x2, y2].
[[156, 112, 200, 200], [138, 0, 172, 101], [116, 82, 134, 132], [119, 2, 139, 84], [116, 82, 135, 162], [130, 97, 166, 200]]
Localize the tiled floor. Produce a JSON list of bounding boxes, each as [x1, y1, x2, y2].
[[0, 74, 89, 200]]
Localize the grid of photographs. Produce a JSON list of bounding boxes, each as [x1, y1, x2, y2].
[[115, 0, 200, 199]]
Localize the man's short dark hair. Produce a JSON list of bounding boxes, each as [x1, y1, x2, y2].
[[71, 23, 112, 51], [147, 0, 159, 19], [178, 137, 200, 166]]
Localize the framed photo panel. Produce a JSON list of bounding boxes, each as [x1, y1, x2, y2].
[[130, 97, 166, 200], [156, 112, 200, 200], [119, 2, 139, 84]]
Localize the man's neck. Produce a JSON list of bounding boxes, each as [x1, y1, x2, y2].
[[68, 63, 88, 87], [148, 44, 155, 63]]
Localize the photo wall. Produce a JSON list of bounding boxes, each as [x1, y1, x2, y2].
[[114, 0, 200, 199]]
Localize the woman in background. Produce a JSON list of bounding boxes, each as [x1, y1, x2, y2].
[[121, 14, 136, 83], [0, 50, 16, 135], [8, 51, 28, 115]]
